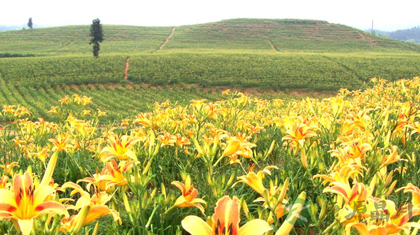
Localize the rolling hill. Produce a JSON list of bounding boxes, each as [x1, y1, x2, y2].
[[1, 18, 420, 55], [1, 18, 420, 120]]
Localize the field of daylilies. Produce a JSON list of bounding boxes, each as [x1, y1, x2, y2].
[[2, 77, 420, 235]]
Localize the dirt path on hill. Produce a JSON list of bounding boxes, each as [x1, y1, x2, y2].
[[124, 58, 130, 80], [357, 31, 366, 40], [357, 31, 377, 46], [269, 40, 278, 51], [159, 27, 176, 50]]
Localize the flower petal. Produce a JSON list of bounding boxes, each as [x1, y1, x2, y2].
[[239, 219, 273, 235], [0, 189, 17, 207], [181, 215, 212, 235], [83, 205, 119, 226], [35, 201, 68, 217], [17, 219, 34, 235], [212, 196, 240, 235]]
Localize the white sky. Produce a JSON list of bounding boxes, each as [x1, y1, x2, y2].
[[1, 0, 419, 31]]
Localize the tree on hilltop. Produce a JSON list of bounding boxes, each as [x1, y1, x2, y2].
[[90, 18, 104, 58], [27, 18, 33, 29]]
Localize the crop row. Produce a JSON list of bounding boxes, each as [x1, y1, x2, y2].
[[0, 25, 173, 55]]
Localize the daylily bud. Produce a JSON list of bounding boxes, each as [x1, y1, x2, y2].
[[276, 192, 307, 235], [301, 148, 308, 169], [319, 198, 327, 221], [91, 222, 99, 235], [70, 206, 90, 234], [385, 171, 394, 186], [123, 193, 131, 214], [385, 180, 398, 197]]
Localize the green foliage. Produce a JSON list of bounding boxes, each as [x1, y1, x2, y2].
[[0, 52, 35, 58], [388, 26, 420, 44], [1, 52, 419, 93], [27, 17, 33, 29], [90, 18, 104, 58]]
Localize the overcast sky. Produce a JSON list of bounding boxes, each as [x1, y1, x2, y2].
[[1, 0, 419, 31]]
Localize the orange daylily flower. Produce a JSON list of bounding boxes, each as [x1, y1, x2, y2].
[[97, 109, 106, 117], [49, 134, 73, 152], [407, 121, 420, 135], [314, 164, 363, 186], [397, 183, 420, 214], [221, 135, 256, 159], [234, 166, 289, 223], [282, 121, 317, 146], [78, 160, 136, 191], [171, 176, 206, 214], [78, 170, 111, 192], [232, 166, 278, 195], [181, 195, 272, 235], [60, 182, 121, 233], [0, 161, 20, 176], [157, 131, 177, 147], [100, 133, 141, 161], [47, 106, 59, 114], [58, 95, 69, 104], [103, 160, 136, 186], [346, 199, 420, 235], [350, 110, 371, 131], [0, 176, 8, 188], [175, 133, 191, 146], [0, 154, 68, 235], [342, 140, 372, 159], [29, 146, 50, 163], [380, 146, 400, 167]]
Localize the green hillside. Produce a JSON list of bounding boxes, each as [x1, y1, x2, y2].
[[167, 19, 420, 52], [1, 19, 420, 55], [1, 18, 420, 121], [0, 25, 173, 55], [1, 53, 420, 91]]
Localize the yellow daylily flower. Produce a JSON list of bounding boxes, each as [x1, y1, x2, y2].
[[397, 183, 420, 215], [49, 134, 73, 152], [407, 121, 420, 135], [171, 175, 206, 214], [282, 120, 317, 147], [181, 195, 272, 235], [0, 176, 8, 188], [221, 135, 256, 160], [232, 166, 278, 196], [0, 154, 68, 235], [346, 199, 420, 235], [100, 133, 141, 161], [60, 182, 121, 233]]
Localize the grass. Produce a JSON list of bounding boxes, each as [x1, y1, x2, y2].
[[1, 19, 420, 55]]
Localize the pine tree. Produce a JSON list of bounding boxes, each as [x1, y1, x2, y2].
[[90, 18, 104, 58], [27, 18, 33, 29]]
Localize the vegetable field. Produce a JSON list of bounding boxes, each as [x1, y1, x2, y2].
[[1, 52, 420, 92]]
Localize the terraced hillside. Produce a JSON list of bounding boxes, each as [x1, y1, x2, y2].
[[0, 25, 174, 55], [1, 19, 420, 55], [167, 19, 420, 52]]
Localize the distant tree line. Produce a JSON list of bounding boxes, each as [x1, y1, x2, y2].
[[388, 26, 420, 43], [374, 26, 420, 44], [0, 53, 36, 58]]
